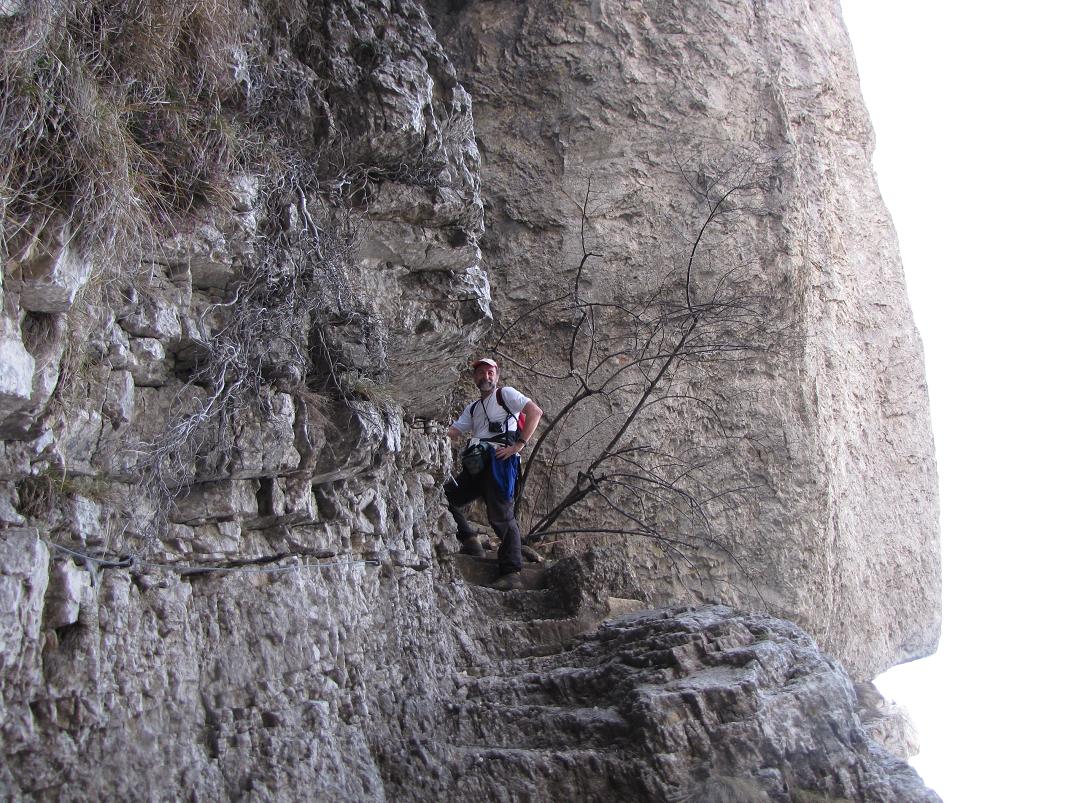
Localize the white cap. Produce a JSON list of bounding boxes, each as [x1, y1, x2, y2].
[[472, 357, 498, 370]]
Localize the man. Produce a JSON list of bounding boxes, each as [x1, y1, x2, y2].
[[445, 358, 542, 591]]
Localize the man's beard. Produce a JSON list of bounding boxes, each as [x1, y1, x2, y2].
[[477, 378, 495, 393]]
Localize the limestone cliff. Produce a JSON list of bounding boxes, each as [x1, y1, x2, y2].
[[0, 0, 938, 800], [428, 0, 939, 680]]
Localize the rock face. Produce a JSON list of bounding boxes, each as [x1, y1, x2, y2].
[[0, 0, 939, 799], [428, 0, 939, 680], [441, 590, 938, 803], [0, 0, 486, 793], [0, 532, 936, 801]]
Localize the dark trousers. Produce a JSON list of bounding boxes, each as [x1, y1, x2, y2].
[[445, 468, 523, 575]]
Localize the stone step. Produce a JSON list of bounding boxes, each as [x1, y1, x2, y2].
[[462, 597, 651, 669], [465, 583, 572, 621], [451, 553, 545, 589], [459, 657, 629, 709], [442, 743, 653, 801], [449, 700, 632, 752], [478, 616, 589, 660]]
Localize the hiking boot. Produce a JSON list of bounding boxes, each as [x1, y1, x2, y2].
[[459, 536, 484, 558], [490, 572, 523, 591]]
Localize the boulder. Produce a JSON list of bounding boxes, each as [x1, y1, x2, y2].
[[13, 236, 92, 314]]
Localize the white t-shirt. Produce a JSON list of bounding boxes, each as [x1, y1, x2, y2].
[[451, 386, 530, 440]]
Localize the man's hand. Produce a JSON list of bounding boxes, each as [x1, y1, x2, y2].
[[495, 442, 524, 460]]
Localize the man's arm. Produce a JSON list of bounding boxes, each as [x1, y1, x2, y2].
[[448, 402, 474, 443], [495, 399, 542, 459], [517, 400, 542, 445]]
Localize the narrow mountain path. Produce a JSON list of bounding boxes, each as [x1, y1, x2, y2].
[[417, 554, 941, 803], [442, 554, 656, 800]]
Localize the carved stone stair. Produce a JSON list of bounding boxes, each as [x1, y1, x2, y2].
[[450, 553, 546, 590], [434, 553, 657, 798]]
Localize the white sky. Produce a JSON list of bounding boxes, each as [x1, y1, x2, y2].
[[839, 2, 1071, 801]]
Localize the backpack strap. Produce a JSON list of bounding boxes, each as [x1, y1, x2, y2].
[[496, 388, 520, 426], [470, 390, 521, 438]]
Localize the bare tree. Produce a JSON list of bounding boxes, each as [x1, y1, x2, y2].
[[491, 149, 785, 585]]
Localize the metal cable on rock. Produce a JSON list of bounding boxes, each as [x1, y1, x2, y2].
[[42, 539, 381, 577]]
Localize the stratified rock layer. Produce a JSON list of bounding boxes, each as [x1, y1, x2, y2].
[[0, 0, 486, 794], [430, 0, 939, 679], [1, 533, 937, 801], [439, 592, 939, 803]]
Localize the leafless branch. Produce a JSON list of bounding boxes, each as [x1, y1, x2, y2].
[[490, 149, 784, 609]]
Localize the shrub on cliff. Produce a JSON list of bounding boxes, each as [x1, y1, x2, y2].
[[493, 148, 786, 597]]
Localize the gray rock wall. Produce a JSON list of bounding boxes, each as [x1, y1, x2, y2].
[[0, 0, 489, 794], [429, 0, 939, 679]]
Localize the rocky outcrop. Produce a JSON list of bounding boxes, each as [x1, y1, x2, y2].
[[0, 0, 487, 543], [429, 0, 939, 680], [0, 494, 459, 800], [0, 530, 936, 800], [1, 0, 487, 793], [440, 589, 938, 803]]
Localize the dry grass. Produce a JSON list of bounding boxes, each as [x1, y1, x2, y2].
[[0, 0, 247, 267]]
